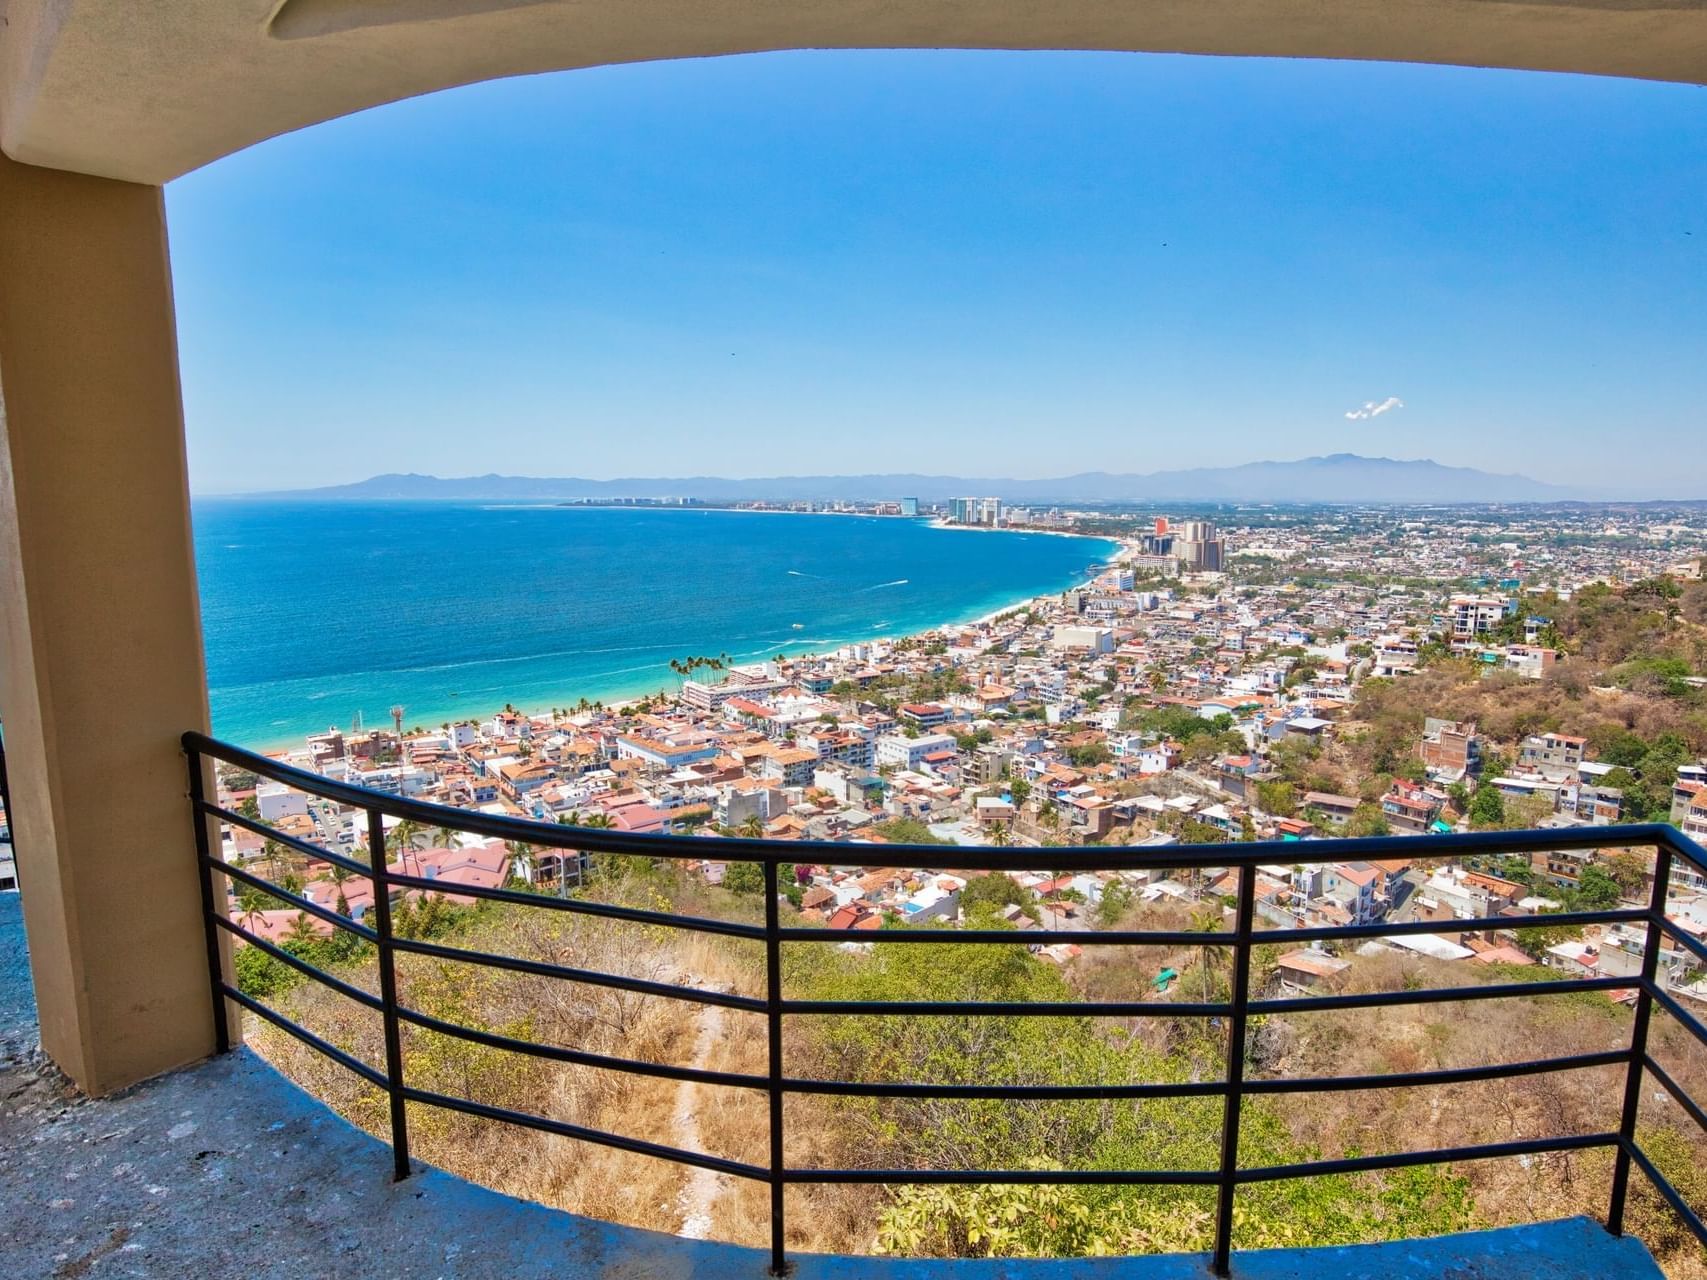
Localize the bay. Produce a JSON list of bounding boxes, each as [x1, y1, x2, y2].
[[193, 500, 1117, 749]]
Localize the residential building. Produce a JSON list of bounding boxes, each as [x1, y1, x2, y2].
[[1519, 732, 1587, 781], [876, 733, 958, 771], [1448, 595, 1507, 639], [1382, 781, 1444, 834], [1419, 718, 1479, 781]]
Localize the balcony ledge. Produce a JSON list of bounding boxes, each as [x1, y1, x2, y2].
[[0, 894, 1666, 1280]]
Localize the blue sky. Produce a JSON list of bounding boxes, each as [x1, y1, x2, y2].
[[166, 50, 1706, 496]]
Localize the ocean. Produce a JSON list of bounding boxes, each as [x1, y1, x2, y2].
[[193, 501, 1116, 750]]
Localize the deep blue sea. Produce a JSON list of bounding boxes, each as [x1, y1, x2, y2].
[[193, 501, 1116, 749]]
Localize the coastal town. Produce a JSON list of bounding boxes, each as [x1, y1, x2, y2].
[[221, 502, 1707, 1004]]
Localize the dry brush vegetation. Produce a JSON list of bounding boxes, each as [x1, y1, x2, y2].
[[241, 863, 1707, 1274]]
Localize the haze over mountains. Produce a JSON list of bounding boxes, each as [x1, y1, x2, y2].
[[250, 454, 1604, 505]]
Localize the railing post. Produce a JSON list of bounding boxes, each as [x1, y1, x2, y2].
[[1608, 838, 1672, 1235], [1212, 864, 1258, 1277], [763, 857, 789, 1275], [185, 743, 231, 1056], [367, 807, 412, 1181]]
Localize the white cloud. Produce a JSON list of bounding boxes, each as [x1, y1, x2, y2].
[[1344, 396, 1404, 421]]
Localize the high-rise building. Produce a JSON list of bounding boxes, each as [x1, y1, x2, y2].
[[900, 497, 919, 518], [951, 497, 977, 525], [1174, 519, 1226, 572], [978, 497, 1003, 526]]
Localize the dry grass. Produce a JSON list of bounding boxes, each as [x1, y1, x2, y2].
[[247, 888, 1707, 1274]]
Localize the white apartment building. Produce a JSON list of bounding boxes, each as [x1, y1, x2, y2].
[[876, 733, 958, 771], [1449, 595, 1506, 638]]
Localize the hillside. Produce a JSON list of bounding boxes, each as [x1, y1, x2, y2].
[[238, 454, 1580, 505]]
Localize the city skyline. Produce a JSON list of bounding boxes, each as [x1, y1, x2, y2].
[[166, 50, 1706, 496]]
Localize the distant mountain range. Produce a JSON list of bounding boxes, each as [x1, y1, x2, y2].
[[246, 454, 1588, 505]]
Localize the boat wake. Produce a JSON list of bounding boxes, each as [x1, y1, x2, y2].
[[863, 578, 910, 590]]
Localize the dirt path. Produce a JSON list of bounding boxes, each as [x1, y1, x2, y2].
[[672, 998, 728, 1239]]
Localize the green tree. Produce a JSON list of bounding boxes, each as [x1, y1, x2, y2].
[[1096, 880, 1134, 928], [722, 861, 765, 895], [1468, 786, 1506, 829], [961, 873, 1037, 923], [1344, 803, 1391, 838], [1255, 781, 1297, 818], [1572, 863, 1624, 910]]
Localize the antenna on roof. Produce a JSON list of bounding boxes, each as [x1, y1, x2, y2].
[[391, 705, 405, 737]]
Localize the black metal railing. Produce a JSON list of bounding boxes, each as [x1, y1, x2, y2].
[[184, 730, 1707, 1275]]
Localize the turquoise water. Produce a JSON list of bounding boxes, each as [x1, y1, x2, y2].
[[194, 501, 1115, 749]]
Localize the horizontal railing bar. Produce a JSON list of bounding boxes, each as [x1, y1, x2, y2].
[[777, 909, 1647, 950], [1233, 1133, 1620, 1184], [394, 1004, 770, 1091], [1243, 1050, 1628, 1096], [781, 997, 1226, 1018], [219, 983, 390, 1089], [1627, 1139, 1707, 1253], [199, 799, 373, 880], [1254, 908, 1647, 947], [780, 1076, 1226, 1101], [1642, 1054, 1707, 1138], [184, 732, 1683, 874], [204, 853, 380, 943], [399, 1083, 768, 1180], [390, 936, 769, 1013], [1250, 976, 1634, 1016], [211, 914, 383, 1011], [1649, 987, 1707, 1053], [1656, 917, 1707, 968], [379, 867, 771, 941], [777, 925, 1238, 947], [779, 1166, 1221, 1186]]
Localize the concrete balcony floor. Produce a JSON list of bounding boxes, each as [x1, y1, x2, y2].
[[0, 893, 1667, 1280]]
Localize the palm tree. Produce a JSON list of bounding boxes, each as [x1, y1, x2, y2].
[[327, 862, 354, 915], [739, 815, 766, 840], [261, 838, 286, 885], [285, 911, 318, 946], [988, 823, 1012, 848], [1189, 903, 1225, 1001], [504, 839, 537, 890], [235, 884, 270, 928]]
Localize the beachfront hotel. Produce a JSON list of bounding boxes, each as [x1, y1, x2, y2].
[[3, 5, 1707, 1279]]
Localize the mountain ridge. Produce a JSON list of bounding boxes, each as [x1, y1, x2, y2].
[[230, 454, 1593, 504]]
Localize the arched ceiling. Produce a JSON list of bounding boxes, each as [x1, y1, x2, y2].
[[2, 0, 1705, 185]]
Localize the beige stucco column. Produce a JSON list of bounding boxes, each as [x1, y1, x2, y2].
[[0, 150, 233, 1094]]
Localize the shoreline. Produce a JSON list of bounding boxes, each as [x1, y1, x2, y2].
[[234, 532, 1120, 756]]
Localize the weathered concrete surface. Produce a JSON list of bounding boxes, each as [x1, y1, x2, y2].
[[0, 894, 1667, 1279]]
